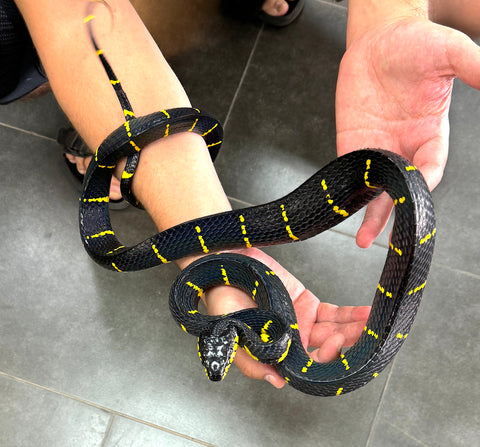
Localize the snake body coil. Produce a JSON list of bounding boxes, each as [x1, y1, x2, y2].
[[80, 4, 436, 396]]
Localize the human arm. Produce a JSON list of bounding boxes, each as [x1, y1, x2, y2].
[[337, 0, 480, 247], [15, 0, 369, 387]]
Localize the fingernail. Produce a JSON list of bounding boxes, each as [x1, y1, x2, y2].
[[264, 375, 276, 387]]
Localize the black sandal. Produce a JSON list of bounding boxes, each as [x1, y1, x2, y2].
[[222, 0, 305, 27], [57, 126, 129, 210]]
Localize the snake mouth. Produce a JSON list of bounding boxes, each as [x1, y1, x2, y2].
[[204, 363, 229, 382]]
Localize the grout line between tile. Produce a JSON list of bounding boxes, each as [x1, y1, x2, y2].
[[222, 23, 264, 131], [430, 261, 480, 280], [227, 195, 255, 208], [365, 357, 397, 447], [100, 414, 115, 447], [0, 121, 56, 142], [0, 370, 216, 447], [383, 421, 430, 447]]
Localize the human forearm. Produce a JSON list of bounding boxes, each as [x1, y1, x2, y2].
[[15, 0, 190, 147], [15, 0, 232, 268], [347, 0, 428, 47]]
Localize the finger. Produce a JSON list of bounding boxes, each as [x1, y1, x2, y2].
[[411, 134, 449, 192], [292, 289, 324, 348], [233, 348, 286, 389], [308, 304, 370, 347], [445, 26, 480, 91], [309, 318, 369, 349], [310, 333, 344, 363], [356, 192, 394, 248], [294, 298, 370, 348], [316, 302, 371, 324]]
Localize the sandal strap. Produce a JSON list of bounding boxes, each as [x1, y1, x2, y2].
[[57, 127, 92, 158], [221, 0, 265, 20]]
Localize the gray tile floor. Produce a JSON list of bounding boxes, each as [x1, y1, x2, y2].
[[1, 0, 479, 446]]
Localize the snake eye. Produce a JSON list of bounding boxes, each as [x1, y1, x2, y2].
[[198, 326, 238, 381]]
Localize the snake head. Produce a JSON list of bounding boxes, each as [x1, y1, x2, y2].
[[198, 324, 239, 382]]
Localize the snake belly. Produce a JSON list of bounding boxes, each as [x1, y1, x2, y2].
[[79, 3, 436, 397]]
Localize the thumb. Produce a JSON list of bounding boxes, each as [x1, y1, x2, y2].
[[411, 132, 449, 191], [445, 25, 480, 90], [356, 192, 394, 248]]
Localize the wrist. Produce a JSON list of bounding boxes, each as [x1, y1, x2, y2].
[[346, 0, 428, 47], [131, 132, 230, 229]]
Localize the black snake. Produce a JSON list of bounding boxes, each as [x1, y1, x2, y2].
[[79, 3, 436, 397]]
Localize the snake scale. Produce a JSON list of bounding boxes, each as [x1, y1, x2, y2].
[[79, 2, 436, 397]]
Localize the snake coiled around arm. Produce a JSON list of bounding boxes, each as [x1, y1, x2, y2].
[[79, 2, 436, 397]]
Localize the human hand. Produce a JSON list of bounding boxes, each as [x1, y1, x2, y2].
[[336, 18, 480, 248], [203, 248, 370, 389]]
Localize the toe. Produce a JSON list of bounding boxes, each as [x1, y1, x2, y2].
[[262, 0, 290, 17]]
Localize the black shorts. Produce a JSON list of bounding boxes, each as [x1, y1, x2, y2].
[[0, 0, 47, 104]]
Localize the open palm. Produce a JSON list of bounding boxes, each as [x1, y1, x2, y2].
[[336, 18, 480, 247]]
